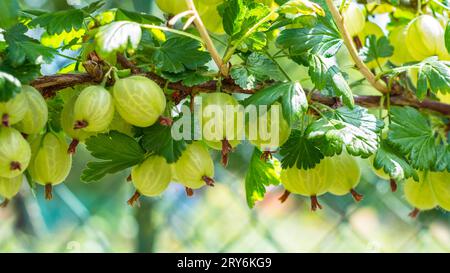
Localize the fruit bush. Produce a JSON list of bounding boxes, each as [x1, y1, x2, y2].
[[0, 0, 449, 218]]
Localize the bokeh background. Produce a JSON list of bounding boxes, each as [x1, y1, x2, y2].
[[0, 0, 449, 253]]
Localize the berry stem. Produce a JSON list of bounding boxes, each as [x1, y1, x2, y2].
[[127, 191, 141, 207], [389, 178, 398, 192], [2, 114, 9, 127], [310, 195, 323, 211], [45, 184, 53, 200], [350, 189, 364, 202], [260, 151, 274, 161], [185, 187, 194, 197], [278, 190, 291, 203], [73, 120, 88, 130], [68, 139, 80, 154], [408, 208, 420, 218], [0, 199, 9, 208], [159, 116, 173, 126], [10, 161, 21, 171], [126, 174, 132, 182], [221, 139, 232, 167], [202, 176, 215, 187]]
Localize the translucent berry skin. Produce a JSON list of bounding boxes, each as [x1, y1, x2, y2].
[[113, 76, 166, 127], [0, 175, 23, 200], [389, 25, 416, 66], [172, 142, 214, 189], [200, 92, 242, 150], [196, 1, 225, 34], [327, 152, 361, 196], [0, 127, 31, 178], [28, 132, 72, 186], [156, 0, 188, 14], [247, 103, 291, 152], [404, 172, 438, 211], [0, 91, 28, 126], [15, 86, 48, 134], [406, 15, 445, 61], [61, 94, 96, 142], [74, 85, 114, 132], [280, 160, 333, 197], [429, 171, 450, 211], [342, 3, 365, 37], [131, 156, 171, 197]]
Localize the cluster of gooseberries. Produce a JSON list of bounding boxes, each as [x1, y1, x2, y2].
[[341, 3, 449, 70], [1, 0, 449, 220]]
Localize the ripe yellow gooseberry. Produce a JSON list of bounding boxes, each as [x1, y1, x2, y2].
[[404, 171, 437, 218], [199, 92, 243, 166], [155, 0, 189, 15], [113, 76, 166, 128], [28, 132, 72, 200], [0, 91, 28, 127], [405, 15, 445, 61], [15, 86, 48, 135], [127, 156, 172, 206], [342, 2, 365, 37], [172, 142, 215, 191], [280, 160, 333, 211], [389, 25, 416, 66], [326, 152, 363, 202], [0, 174, 23, 208], [0, 127, 31, 179]]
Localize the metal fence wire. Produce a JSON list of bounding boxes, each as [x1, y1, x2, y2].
[[0, 146, 449, 253]]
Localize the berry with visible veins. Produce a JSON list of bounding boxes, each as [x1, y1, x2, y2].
[[0, 127, 31, 178], [28, 132, 72, 200], [172, 142, 215, 190], [73, 85, 114, 132], [113, 76, 166, 128]]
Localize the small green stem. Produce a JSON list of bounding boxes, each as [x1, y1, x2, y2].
[[222, 10, 276, 64], [140, 24, 203, 43], [264, 50, 292, 81]]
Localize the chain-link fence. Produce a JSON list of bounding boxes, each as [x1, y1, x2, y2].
[[0, 144, 449, 253]]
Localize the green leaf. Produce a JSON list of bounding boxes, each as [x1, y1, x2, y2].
[[276, 23, 343, 57], [360, 35, 393, 63], [415, 58, 450, 99], [308, 54, 328, 90], [46, 95, 64, 132], [280, 129, 324, 169], [222, 0, 271, 40], [161, 68, 213, 87], [0, 61, 41, 83], [140, 123, 187, 163], [445, 21, 450, 54], [307, 106, 381, 157], [95, 21, 142, 58], [4, 24, 56, 66], [0, 71, 21, 102], [280, 82, 308, 125], [245, 148, 281, 208], [230, 52, 283, 90], [82, 131, 145, 182], [387, 106, 437, 170], [242, 82, 289, 107], [29, 9, 85, 35], [434, 144, 449, 172], [115, 8, 163, 24], [0, 0, 19, 29], [152, 36, 211, 73], [373, 140, 418, 181], [328, 65, 354, 108]]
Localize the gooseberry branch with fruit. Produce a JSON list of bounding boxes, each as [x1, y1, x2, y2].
[[0, 0, 449, 218]]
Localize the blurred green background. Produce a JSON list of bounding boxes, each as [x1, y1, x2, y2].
[[0, 0, 449, 253]]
